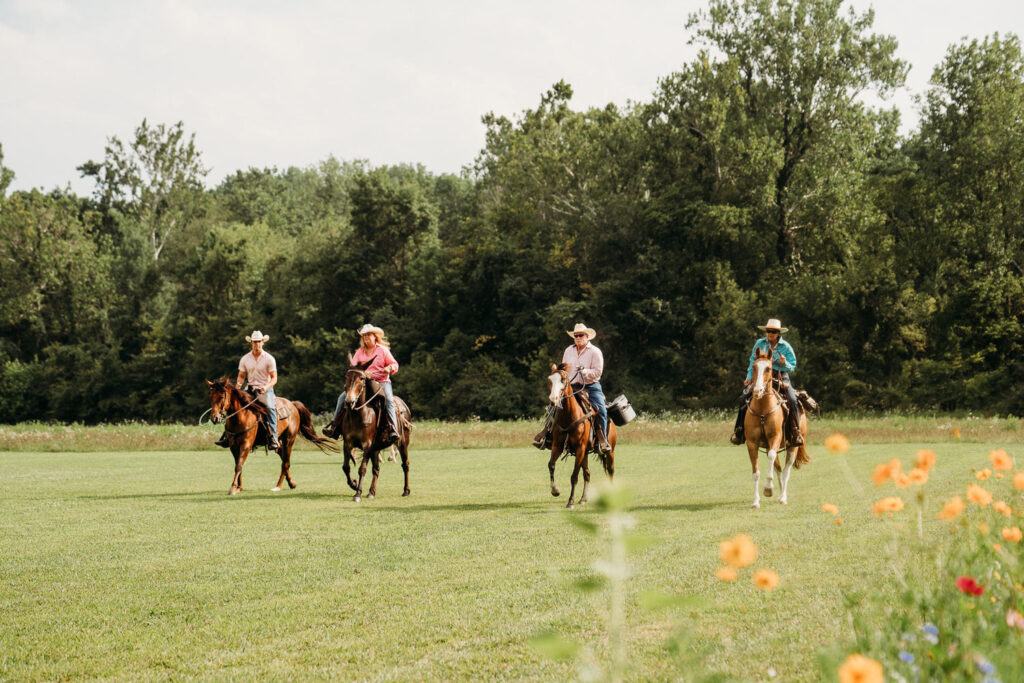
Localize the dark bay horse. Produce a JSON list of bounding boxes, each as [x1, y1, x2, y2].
[[546, 363, 616, 509], [325, 355, 412, 502], [743, 349, 810, 508], [207, 377, 338, 495]]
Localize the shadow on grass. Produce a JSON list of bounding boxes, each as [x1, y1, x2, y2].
[[75, 490, 338, 502], [630, 500, 736, 512]]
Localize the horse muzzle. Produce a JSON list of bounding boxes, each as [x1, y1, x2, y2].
[[211, 413, 223, 424]]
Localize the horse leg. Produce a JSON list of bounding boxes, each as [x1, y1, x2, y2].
[[229, 445, 242, 495], [747, 440, 760, 509], [273, 432, 297, 491], [567, 445, 585, 510], [579, 454, 591, 506], [548, 436, 564, 497], [399, 439, 410, 497], [763, 447, 776, 498], [354, 453, 370, 502], [778, 447, 796, 504], [366, 448, 381, 499], [342, 442, 358, 491]]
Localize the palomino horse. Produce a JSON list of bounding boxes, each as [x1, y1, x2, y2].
[[546, 363, 616, 509], [325, 355, 412, 502], [743, 349, 810, 508], [207, 377, 338, 495]]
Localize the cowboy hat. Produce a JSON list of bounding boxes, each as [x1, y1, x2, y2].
[[357, 324, 385, 339], [566, 323, 596, 340], [245, 330, 269, 343], [757, 318, 788, 333]]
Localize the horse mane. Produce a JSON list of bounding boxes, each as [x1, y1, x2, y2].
[[213, 376, 267, 418]]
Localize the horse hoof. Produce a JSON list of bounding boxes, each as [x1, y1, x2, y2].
[[229, 490, 238, 496], [402, 490, 410, 497], [271, 486, 281, 492], [779, 498, 788, 505], [366, 493, 375, 500], [288, 482, 297, 489], [763, 488, 773, 497], [751, 502, 760, 509], [353, 495, 361, 503], [551, 488, 561, 497], [566, 502, 575, 510]]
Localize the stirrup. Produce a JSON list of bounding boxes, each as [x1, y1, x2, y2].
[[730, 430, 744, 445], [215, 434, 230, 448]]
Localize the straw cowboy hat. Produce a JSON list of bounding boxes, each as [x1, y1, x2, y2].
[[357, 324, 385, 341], [566, 323, 597, 340], [757, 318, 788, 333], [245, 330, 269, 343]]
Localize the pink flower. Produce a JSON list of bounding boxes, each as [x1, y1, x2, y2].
[[956, 576, 984, 596], [1007, 609, 1024, 630]]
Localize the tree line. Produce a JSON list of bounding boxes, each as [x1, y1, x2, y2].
[[2, 0, 1023, 424]]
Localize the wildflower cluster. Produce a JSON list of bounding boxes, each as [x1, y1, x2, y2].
[[714, 533, 779, 591], [839, 444, 1024, 681]]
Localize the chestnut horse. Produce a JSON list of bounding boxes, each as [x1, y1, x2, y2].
[[325, 355, 412, 502], [743, 349, 810, 508], [206, 377, 338, 495], [546, 363, 616, 509]]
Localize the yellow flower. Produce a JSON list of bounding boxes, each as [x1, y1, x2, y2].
[[838, 653, 883, 683], [915, 449, 937, 471], [871, 458, 903, 487], [871, 496, 905, 516], [1014, 471, 1024, 491], [967, 483, 993, 507], [989, 449, 1013, 471], [1003, 526, 1023, 543], [994, 501, 1013, 517], [824, 433, 850, 454], [907, 468, 929, 485], [719, 533, 757, 569], [978, 522, 990, 535], [715, 566, 738, 582], [752, 568, 780, 591], [938, 495, 965, 521], [822, 502, 839, 515]]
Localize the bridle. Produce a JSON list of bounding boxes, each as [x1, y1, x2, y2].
[[209, 384, 261, 435], [344, 367, 384, 412]]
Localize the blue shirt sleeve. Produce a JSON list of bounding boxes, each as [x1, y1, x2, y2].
[[773, 340, 797, 374]]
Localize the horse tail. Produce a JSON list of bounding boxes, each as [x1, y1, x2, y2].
[[597, 450, 614, 477], [294, 401, 341, 453], [794, 443, 811, 469]]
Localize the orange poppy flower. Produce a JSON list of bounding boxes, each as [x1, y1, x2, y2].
[[989, 449, 1013, 471], [821, 503, 839, 515], [938, 495, 965, 521], [871, 458, 903, 487], [752, 568, 780, 591], [719, 533, 757, 569], [838, 653, 883, 683], [993, 501, 1013, 517], [715, 566, 738, 582], [1003, 527, 1023, 543], [871, 497, 904, 516], [976, 468, 992, 480], [1014, 471, 1024, 491], [914, 449, 937, 471], [967, 483, 993, 507], [824, 433, 850, 454]]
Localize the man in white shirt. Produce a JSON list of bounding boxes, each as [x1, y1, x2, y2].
[[216, 330, 279, 450]]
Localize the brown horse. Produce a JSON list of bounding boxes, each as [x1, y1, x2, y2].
[[206, 377, 338, 495], [743, 349, 810, 508], [325, 355, 412, 502], [546, 363, 616, 509]]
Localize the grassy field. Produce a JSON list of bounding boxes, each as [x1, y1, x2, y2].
[[0, 435, 1008, 680], [0, 411, 1020, 451]]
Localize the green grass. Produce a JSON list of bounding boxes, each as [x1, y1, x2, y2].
[[0, 440, 1009, 680]]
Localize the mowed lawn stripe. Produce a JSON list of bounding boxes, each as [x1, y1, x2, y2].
[[0, 442, 990, 680]]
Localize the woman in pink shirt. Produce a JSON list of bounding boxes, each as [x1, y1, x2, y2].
[[329, 324, 400, 444]]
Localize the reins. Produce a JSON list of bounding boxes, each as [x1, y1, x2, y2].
[[345, 369, 385, 411]]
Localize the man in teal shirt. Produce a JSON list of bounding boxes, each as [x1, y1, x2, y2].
[[730, 318, 803, 447]]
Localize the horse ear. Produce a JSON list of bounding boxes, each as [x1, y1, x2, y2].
[[347, 352, 354, 366], [551, 364, 557, 373], [206, 379, 214, 386]]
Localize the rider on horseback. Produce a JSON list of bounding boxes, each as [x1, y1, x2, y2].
[[532, 323, 612, 455], [730, 318, 804, 447], [215, 330, 280, 450], [325, 324, 400, 445]]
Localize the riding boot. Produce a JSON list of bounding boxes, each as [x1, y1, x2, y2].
[[596, 427, 612, 455], [322, 421, 336, 438], [730, 407, 746, 445], [268, 429, 280, 450], [786, 413, 804, 447], [532, 428, 551, 450], [214, 431, 230, 448]]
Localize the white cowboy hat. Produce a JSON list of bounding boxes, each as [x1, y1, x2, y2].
[[245, 330, 269, 343], [566, 323, 597, 340], [757, 318, 788, 333], [357, 324, 385, 339]]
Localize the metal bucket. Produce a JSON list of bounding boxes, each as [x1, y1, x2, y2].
[[607, 394, 635, 426]]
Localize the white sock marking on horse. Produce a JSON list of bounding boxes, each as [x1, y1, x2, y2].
[[766, 449, 777, 491], [779, 451, 795, 504], [752, 471, 760, 508]]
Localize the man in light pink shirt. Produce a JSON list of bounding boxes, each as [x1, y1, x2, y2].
[[215, 330, 279, 450], [561, 323, 611, 454]]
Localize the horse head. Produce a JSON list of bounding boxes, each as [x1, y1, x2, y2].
[[547, 363, 570, 406], [206, 377, 234, 424], [751, 348, 774, 399], [344, 356, 374, 408]]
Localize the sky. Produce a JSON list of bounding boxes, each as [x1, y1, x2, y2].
[[2, 0, 1022, 195]]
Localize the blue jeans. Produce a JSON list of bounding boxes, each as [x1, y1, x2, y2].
[[259, 387, 278, 440], [585, 382, 608, 436]]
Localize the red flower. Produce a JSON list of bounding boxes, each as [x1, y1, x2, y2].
[[956, 576, 984, 596]]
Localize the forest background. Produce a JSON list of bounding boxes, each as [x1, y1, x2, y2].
[[2, 0, 1023, 424]]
